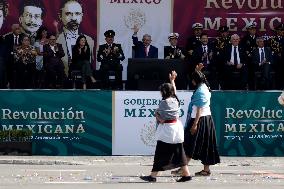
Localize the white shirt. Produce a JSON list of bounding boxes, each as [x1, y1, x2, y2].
[[13, 34, 19, 45], [202, 45, 208, 53], [64, 29, 79, 59], [191, 105, 211, 118], [258, 47, 265, 62], [145, 45, 150, 56], [202, 45, 209, 64], [156, 120, 184, 144], [50, 45, 56, 54], [230, 45, 241, 64]]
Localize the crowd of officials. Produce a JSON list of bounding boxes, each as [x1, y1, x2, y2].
[[0, 21, 284, 90]]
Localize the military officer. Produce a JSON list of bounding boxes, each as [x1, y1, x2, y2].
[[97, 30, 125, 89], [241, 22, 258, 90], [267, 23, 284, 89], [164, 32, 185, 60], [212, 25, 231, 89]]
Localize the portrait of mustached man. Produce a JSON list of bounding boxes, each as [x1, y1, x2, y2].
[[56, 0, 95, 76]]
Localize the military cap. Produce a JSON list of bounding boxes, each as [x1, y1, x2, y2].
[[275, 23, 284, 31], [168, 32, 179, 39], [104, 30, 115, 37], [218, 26, 229, 32], [192, 23, 203, 29], [246, 22, 257, 29]]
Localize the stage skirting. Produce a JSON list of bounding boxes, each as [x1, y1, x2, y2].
[[0, 90, 283, 156]]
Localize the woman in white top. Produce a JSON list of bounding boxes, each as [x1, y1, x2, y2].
[[140, 71, 192, 182], [172, 70, 220, 176]]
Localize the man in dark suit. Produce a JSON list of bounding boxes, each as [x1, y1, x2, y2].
[[4, 24, 24, 88], [132, 25, 158, 58], [252, 37, 273, 90], [97, 30, 125, 89], [193, 33, 218, 89], [241, 22, 258, 90], [164, 32, 185, 59], [43, 33, 65, 89], [223, 34, 248, 90]]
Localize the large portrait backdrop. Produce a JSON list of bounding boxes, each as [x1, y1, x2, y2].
[[0, 0, 97, 65], [0, 0, 283, 65]]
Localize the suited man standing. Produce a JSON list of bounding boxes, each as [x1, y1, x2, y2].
[[43, 33, 65, 89], [57, 0, 95, 76], [223, 34, 248, 90], [97, 30, 125, 89], [252, 37, 273, 90], [4, 24, 24, 88], [164, 33, 185, 59], [132, 25, 158, 58], [193, 33, 218, 89]]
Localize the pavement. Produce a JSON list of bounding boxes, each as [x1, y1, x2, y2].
[[0, 156, 283, 189]]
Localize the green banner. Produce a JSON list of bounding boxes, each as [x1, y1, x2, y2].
[[0, 90, 112, 156], [211, 91, 284, 156]]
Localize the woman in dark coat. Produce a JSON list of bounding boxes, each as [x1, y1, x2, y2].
[[71, 35, 96, 89]]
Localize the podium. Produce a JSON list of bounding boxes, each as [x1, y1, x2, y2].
[[127, 58, 188, 90]]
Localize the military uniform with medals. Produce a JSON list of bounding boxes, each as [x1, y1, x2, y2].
[[267, 23, 284, 89], [211, 26, 231, 89], [97, 30, 125, 89], [240, 22, 258, 90]]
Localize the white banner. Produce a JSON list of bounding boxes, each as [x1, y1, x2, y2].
[[113, 91, 193, 155], [98, 0, 173, 79]]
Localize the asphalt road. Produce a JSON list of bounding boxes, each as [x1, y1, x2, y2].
[[0, 156, 283, 189]]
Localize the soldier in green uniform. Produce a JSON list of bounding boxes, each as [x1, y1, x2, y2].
[[241, 22, 258, 90], [267, 23, 284, 89], [212, 26, 231, 89]]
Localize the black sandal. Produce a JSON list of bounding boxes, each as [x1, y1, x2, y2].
[[195, 170, 211, 176], [140, 175, 157, 182], [176, 176, 192, 182]]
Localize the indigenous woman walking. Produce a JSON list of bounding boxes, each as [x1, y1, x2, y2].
[[182, 70, 220, 176], [140, 71, 192, 182]]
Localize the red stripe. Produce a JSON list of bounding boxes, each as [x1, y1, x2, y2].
[[164, 119, 177, 123]]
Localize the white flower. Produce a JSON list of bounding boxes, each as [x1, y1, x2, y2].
[[278, 92, 284, 106]]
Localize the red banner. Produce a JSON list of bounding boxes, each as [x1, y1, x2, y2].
[[174, 0, 284, 46]]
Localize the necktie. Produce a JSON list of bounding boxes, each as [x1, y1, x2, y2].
[[203, 46, 206, 53], [144, 46, 148, 57], [14, 36, 18, 45], [260, 48, 264, 63], [203, 46, 208, 64], [234, 46, 238, 65]]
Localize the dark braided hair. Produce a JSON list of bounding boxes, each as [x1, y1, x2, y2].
[[191, 71, 211, 92], [159, 83, 180, 106]]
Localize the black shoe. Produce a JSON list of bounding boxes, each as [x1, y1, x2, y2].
[[140, 175, 157, 182], [176, 176, 192, 182]]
